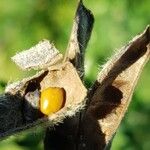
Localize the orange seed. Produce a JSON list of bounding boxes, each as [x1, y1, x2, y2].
[[40, 87, 65, 115]]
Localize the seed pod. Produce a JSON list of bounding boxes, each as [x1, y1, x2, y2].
[[5, 40, 87, 126]]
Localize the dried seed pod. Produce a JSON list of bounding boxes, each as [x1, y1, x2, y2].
[[5, 40, 87, 126], [40, 62, 87, 118]]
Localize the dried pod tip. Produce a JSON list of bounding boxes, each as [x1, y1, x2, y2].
[[40, 87, 66, 115]]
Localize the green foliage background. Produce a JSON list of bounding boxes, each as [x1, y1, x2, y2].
[[0, 0, 149, 149]]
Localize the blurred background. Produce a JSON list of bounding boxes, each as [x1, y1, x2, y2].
[[0, 0, 149, 149]]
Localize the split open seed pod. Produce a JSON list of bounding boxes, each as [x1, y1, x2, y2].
[[5, 40, 87, 127]]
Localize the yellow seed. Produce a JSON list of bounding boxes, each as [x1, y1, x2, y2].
[[40, 87, 65, 115]]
